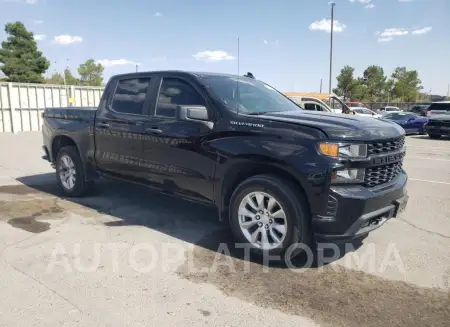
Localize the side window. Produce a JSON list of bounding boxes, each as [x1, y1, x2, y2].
[[111, 78, 151, 115], [315, 104, 325, 112], [156, 78, 206, 118], [303, 103, 316, 111]]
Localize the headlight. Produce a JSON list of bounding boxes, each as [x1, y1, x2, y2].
[[318, 142, 367, 159], [318, 142, 367, 184], [331, 168, 365, 184]]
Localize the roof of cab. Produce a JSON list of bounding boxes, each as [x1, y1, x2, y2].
[[111, 70, 243, 80]]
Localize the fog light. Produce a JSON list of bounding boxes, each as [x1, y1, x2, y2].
[[332, 168, 365, 184]]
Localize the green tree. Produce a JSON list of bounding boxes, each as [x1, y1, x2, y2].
[[46, 72, 65, 85], [78, 59, 104, 86], [333, 65, 362, 100], [391, 67, 422, 102], [0, 21, 50, 83], [351, 78, 368, 101], [64, 68, 79, 85], [363, 65, 386, 102], [46, 68, 80, 85]]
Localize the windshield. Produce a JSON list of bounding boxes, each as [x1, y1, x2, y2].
[[200, 75, 301, 114], [386, 107, 400, 112], [353, 108, 374, 114]]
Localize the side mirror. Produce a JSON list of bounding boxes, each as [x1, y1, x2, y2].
[[178, 105, 209, 121], [177, 105, 213, 129]]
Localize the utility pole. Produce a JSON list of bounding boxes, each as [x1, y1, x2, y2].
[[136, 64, 138, 72], [328, 2, 335, 96], [320, 78, 323, 93]]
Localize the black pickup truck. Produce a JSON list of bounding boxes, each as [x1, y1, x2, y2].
[[42, 71, 408, 257]]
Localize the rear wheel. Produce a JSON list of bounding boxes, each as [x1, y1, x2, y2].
[[56, 146, 93, 197], [428, 133, 441, 139], [229, 175, 310, 259]]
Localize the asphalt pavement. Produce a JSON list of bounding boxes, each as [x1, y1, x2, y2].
[[0, 132, 449, 327]]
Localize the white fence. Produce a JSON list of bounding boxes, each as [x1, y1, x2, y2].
[[0, 82, 105, 133]]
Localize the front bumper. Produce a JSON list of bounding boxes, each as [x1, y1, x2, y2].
[[313, 171, 408, 241], [425, 124, 450, 136]]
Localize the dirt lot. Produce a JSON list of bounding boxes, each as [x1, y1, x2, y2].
[[0, 132, 449, 327]]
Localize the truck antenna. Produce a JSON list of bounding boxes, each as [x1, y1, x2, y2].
[[236, 36, 240, 115]]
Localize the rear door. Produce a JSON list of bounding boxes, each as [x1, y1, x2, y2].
[[427, 102, 450, 117], [94, 75, 157, 179], [140, 73, 216, 203]]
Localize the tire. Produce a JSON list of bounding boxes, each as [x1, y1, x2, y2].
[[229, 174, 310, 259], [428, 133, 441, 139], [55, 146, 93, 197]]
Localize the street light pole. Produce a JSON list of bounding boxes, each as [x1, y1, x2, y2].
[[328, 2, 335, 96]]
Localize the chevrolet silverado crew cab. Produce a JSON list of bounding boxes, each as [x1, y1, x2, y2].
[[42, 71, 409, 257]]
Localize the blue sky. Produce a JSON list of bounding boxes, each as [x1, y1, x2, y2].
[[1, 0, 449, 95]]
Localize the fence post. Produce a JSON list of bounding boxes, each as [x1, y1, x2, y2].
[[70, 85, 75, 107], [7, 82, 18, 134]]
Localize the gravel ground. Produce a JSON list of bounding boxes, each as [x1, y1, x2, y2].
[[0, 132, 449, 327]]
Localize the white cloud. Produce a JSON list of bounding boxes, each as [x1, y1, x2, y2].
[[25, 0, 38, 4], [365, 3, 375, 8], [154, 12, 163, 17], [95, 59, 139, 67], [309, 19, 346, 33], [378, 37, 393, 42], [263, 40, 268, 45], [412, 26, 432, 35], [33, 19, 43, 24], [193, 50, 235, 62], [398, 0, 412, 2], [350, 0, 372, 3], [376, 28, 409, 37], [33, 34, 46, 41], [54, 35, 83, 45]]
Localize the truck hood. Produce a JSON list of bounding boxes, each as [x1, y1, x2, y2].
[[258, 110, 405, 140], [429, 115, 450, 122]]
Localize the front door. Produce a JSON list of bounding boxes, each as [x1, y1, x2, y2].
[[141, 74, 216, 203]]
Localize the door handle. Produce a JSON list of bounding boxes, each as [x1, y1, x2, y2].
[[145, 127, 162, 134], [97, 122, 110, 129]]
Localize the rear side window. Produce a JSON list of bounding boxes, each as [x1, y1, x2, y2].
[[156, 78, 206, 118], [111, 78, 151, 115], [428, 103, 450, 111]]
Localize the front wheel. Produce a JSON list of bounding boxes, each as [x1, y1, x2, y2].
[[56, 146, 93, 197], [229, 175, 310, 259]]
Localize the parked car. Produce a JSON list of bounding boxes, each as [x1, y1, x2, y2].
[[426, 101, 450, 117], [381, 112, 428, 134], [288, 96, 333, 112], [379, 106, 402, 114], [425, 115, 450, 139], [408, 104, 430, 117], [351, 107, 382, 118], [42, 70, 409, 258]]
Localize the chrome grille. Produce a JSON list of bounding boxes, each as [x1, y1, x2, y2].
[[364, 162, 403, 187], [367, 136, 405, 156]]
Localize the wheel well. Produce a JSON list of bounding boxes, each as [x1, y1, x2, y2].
[[220, 163, 310, 222], [51, 135, 77, 162]]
